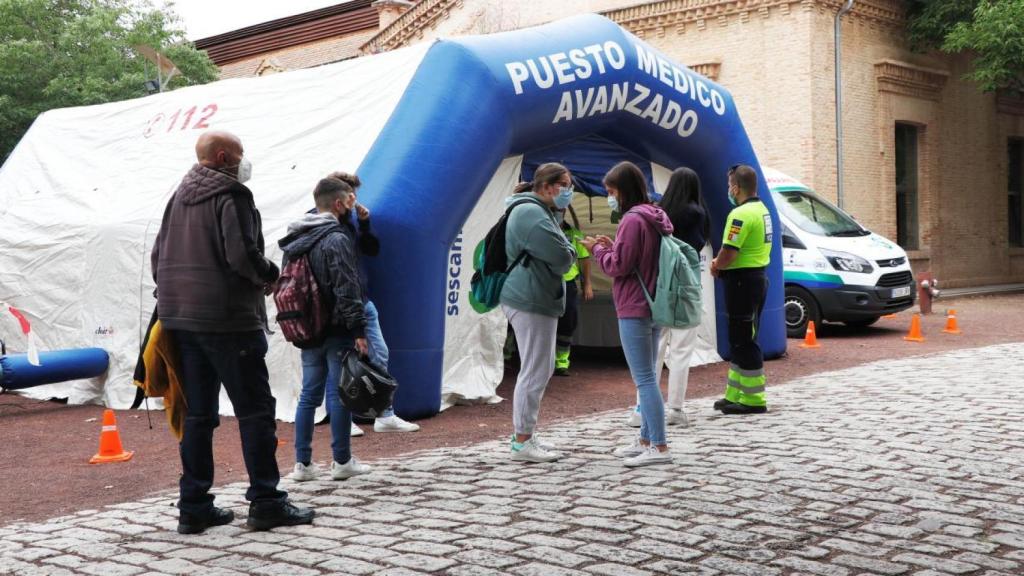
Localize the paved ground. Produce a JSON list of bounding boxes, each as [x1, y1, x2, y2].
[[3, 343, 1024, 575], [4, 293, 1022, 524]]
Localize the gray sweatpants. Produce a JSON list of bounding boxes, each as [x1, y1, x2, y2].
[[503, 305, 558, 436]]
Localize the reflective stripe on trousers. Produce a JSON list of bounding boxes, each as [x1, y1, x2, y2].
[[725, 363, 767, 407]]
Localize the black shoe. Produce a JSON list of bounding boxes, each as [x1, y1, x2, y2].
[[246, 500, 315, 531], [554, 367, 570, 377], [713, 398, 736, 411], [177, 506, 235, 534], [720, 403, 767, 415]]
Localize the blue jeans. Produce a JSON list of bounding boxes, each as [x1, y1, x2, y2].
[[295, 336, 353, 464], [363, 300, 395, 419], [619, 318, 666, 445], [173, 330, 286, 515]]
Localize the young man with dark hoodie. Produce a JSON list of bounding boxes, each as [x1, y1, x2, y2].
[[278, 175, 374, 483], [152, 131, 313, 533]]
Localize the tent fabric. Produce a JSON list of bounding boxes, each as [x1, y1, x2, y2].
[[0, 14, 785, 420], [0, 44, 430, 418]]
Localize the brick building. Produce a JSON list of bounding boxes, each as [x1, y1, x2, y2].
[[195, 0, 1024, 288]]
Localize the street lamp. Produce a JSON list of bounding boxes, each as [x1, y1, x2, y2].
[[134, 44, 180, 94]]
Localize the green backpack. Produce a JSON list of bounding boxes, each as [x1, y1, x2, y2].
[[634, 232, 703, 329]]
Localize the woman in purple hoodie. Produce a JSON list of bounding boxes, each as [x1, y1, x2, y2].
[[582, 161, 675, 467]]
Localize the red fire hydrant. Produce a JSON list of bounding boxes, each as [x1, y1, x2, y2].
[[917, 272, 940, 315]]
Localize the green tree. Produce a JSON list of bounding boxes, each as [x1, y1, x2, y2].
[[907, 0, 1024, 94], [0, 0, 219, 161]]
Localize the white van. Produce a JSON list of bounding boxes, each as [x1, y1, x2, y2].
[[764, 167, 916, 338]]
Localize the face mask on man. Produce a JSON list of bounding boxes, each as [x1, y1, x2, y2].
[[728, 187, 737, 207], [607, 194, 620, 213], [553, 186, 573, 210], [236, 157, 253, 184]]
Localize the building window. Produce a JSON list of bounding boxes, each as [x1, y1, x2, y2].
[[895, 123, 920, 250], [1010, 138, 1024, 247]]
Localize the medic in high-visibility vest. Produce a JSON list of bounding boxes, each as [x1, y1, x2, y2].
[[709, 164, 772, 415]]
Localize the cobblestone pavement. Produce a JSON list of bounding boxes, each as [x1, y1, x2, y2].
[[3, 343, 1024, 576]]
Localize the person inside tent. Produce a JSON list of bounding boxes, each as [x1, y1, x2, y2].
[[553, 204, 594, 377]]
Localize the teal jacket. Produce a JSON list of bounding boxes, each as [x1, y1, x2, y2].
[[499, 193, 577, 317]]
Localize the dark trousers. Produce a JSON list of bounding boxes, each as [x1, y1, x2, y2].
[[556, 280, 579, 349], [172, 330, 286, 515], [723, 268, 768, 370]]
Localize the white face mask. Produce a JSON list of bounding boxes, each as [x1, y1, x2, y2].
[[236, 157, 253, 184], [607, 194, 620, 213]]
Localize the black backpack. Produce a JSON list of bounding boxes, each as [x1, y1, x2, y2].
[[468, 197, 546, 313]]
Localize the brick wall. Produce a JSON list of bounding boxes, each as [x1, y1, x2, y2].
[[211, 0, 1024, 287], [217, 29, 378, 79]]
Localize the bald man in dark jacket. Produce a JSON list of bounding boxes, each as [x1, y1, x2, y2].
[[152, 131, 314, 534]]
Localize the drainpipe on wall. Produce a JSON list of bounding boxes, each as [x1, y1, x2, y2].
[[835, 0, 854, 209]]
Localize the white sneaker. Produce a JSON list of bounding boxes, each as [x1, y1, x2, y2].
[[515, 434, 556, 452], [613, 436, 646, 458], [510, 438, 560, 463], [374, 415, 420, 433], [533, 434, 557, 452], [666, 409, 690, 427], [288, 461, 320, 482], [626, 407, 642, 428], [623, 445, 673, 467], [351, 422, 364, 437], [331, 457, 372, 480]]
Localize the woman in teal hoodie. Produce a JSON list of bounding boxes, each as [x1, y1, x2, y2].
[[501, 163, 577, 463]]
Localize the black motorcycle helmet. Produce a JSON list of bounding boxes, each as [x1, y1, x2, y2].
[[339, 350, 397, 418]]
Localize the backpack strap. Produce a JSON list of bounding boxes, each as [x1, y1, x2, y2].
[[626, 210, 663, 303], [502, 196, 549, 273]]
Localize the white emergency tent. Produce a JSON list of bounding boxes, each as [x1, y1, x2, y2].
[[0, 45, 434, 418]]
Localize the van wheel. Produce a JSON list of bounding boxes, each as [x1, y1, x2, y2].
[[844, 317, 879, 328], [784, 286, 821, 339]]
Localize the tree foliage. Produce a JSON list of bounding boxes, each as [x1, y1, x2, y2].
[[0, 0, 219, 161], [907, 0, 1024, 94]]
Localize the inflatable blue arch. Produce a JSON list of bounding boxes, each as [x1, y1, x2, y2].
[[357, 14, 786, 418]]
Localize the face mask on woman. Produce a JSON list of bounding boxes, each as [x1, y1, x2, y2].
[[553, 186, 573, 210], [607, 194, 620, 213]]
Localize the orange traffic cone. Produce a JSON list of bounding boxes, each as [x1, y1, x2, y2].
[[89, 409, 134, 464], [799, 321, 821, 349], [903, 313, 925, 343], [942, 309, 962, 335]]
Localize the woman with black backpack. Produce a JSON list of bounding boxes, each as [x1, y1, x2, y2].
[[500, 163, 577, 463]]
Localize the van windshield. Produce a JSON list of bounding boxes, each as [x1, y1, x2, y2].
[[774, 189, 868, 237]]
